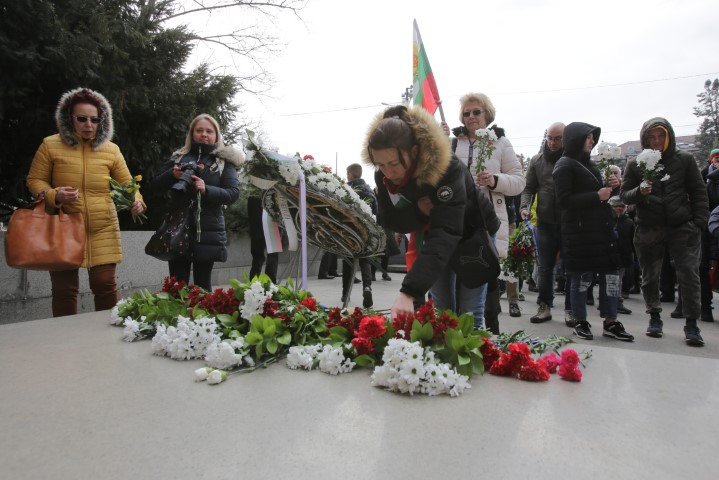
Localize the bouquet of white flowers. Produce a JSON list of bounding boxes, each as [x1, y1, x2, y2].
[[473, 128, 498, 173], [635, 149, 670, 189], [596, 141, 622, 185]]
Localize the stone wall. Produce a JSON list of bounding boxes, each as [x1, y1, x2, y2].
[[0, 231, 322, 324]]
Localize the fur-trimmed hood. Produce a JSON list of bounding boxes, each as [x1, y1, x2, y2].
[[212, 145, 244, 167], [55, 87, 114, 150], [361, 106, 451, 188]]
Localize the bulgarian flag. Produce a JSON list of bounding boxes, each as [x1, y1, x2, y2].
[[412, 19, 441, 115]]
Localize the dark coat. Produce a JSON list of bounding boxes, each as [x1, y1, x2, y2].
[[362, 107, 498, 299], [620, 117, 708, 230], [347, 177, 377, 215], [615, 213, 635, 270], [553, 122, 621, 272], [520, 143, 564, 224], [152, 142, 242, 262]]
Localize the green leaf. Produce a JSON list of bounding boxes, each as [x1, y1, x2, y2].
[[445, 329, 465, 351], [456, 312, 474, 334], [264, 322, 276, 338], [245, 332, 263, 344], [277, 331, 291, 345], [457, 354, 471, 366], [410, 320, 433, 343], [267, 338, 278, 354], [353, 354, 375, 367]]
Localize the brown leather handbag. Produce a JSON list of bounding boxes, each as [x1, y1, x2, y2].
[[4, 193, 86, 270]]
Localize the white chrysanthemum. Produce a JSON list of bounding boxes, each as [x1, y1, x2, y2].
[[151, 324, 169, 355], [241, 282, 272, 320], [110, 299, 129, 325], [661, 174, 670, 181], [448, 372, 472, 397], [475, 128, 497, 141], [122, 319, 141, 342], [279, 160, 301, 185], [636, 149, 662, 171], [205, 340, 246, 369], [371, 338, 471, 397], [370, 364, 397, 388], [399, 358, 425, 387], [286, 344, 322, 370], [317, 345, 354, 375]]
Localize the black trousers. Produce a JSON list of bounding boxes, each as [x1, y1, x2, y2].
[[169, 260, 214, 291]]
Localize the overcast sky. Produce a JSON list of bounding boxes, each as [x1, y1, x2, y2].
[[183, 0, 719, 182]]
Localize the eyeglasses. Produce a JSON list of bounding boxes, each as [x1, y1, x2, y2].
[[462, 109, 483, 118], [546, 135, 563, 143], [72, 115, 101, 124]]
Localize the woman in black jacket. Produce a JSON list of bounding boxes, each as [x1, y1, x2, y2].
[[151, 114, 242, 291], [362, 105, 499, 325], [552, 122, 633, 341]]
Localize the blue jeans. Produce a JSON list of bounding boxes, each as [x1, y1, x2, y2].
[[536, 222, 563, 307], [430, 268, 487, 329], [568, 270, 620, 322]]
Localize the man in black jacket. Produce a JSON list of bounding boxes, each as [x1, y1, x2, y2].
[[341, 163, 377, 308], [520, 122, 574, 325], [621, 118, 709, 346]]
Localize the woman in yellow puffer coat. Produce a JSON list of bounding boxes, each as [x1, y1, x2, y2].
[[26, 87, 145, 317]]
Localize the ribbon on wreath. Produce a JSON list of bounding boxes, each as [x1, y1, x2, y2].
[[262, 209, 283, 253]]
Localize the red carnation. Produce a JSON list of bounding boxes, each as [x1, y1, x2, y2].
[[358, 315, 387, 339], [542, 352, 561, 373], [480, 338, 502, 371], [560, 349, 580, 368], [489, 352, 514, 376], [519, 358, 551, 382], [300, 297, 318, 311], [558, 349, 582, 381], [559, 364, 583, 382], [351, 337, 374, 355]]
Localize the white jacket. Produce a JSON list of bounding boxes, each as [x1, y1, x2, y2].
[[454, 135, 525, 257]]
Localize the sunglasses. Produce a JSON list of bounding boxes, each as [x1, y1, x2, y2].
[[72, 115, 101, 124], [462, 109, 483, 118]]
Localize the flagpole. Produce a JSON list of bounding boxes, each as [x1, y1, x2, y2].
[[438, 102, 446, 123]]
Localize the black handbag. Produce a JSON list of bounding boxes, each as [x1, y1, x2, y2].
[[450, 226, 501, 288], [144, 209, 191, 261]]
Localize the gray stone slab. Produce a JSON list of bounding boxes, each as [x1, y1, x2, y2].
[[0, 307, 717, 480]]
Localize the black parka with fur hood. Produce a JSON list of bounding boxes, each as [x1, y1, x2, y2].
[[362, 106, 499, 300]]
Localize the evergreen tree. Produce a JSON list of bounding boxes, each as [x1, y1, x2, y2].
[[0, 0, 302, 228], [694, 78, 719, 161]]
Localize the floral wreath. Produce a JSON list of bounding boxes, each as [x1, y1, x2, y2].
[[238, 130, 385, 257]]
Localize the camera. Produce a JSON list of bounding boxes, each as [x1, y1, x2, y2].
[[171, 163, 202, 195]]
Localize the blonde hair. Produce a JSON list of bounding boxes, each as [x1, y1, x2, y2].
[[458, 92, 496, 125], [174, 113, 225, 156]]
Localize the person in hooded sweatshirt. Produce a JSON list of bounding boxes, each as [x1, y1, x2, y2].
[[621, 118, 709, 346], [552, 122, 634, 342]]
